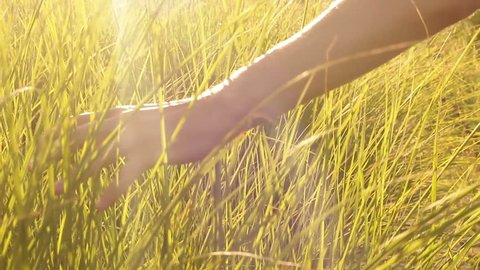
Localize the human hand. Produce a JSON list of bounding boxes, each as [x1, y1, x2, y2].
[[52, 100, 232, 210]]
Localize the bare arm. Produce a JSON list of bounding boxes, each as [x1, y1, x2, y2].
[[206, 0, 479, 130], [66, 0, 479, 209]]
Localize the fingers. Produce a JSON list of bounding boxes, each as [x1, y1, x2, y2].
[[51, 108, 123, 157], [72, 115, 122, 150], [50, 108, 123, 156], [95, 156, 146, 210], [49, 115, 121, 164], [48, 108, 144, 209], [54, 143, 119, 195]]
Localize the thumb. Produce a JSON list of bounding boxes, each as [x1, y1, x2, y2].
[[95, 156, 146, 210]]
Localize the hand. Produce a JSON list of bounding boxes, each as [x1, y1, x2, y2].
[[53, 100, 233, 210]]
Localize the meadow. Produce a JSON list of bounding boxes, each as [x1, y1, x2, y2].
[[1, 0, 480, 268]]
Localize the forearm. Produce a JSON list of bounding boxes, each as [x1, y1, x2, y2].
[[206, 0, 479, 132], [157, 0, 478, 161]]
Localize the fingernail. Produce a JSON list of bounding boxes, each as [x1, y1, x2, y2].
[[54, 181, 64, 195]]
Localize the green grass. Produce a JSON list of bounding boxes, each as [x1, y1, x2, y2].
[[1, 0, 480, 269]]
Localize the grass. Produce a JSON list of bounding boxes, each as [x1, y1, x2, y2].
[[1, 0, 480, 268]]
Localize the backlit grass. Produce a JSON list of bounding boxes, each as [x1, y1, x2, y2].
[[1, 0, 480, 269]]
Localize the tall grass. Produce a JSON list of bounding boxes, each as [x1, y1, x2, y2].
[[1, 0, 480, 268]]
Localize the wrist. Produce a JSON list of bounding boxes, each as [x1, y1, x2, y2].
[[198, 85, 249, 136], [211, 46, 301, 132]]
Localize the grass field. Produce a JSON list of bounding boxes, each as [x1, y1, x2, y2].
[[1, 0, 480, 269]]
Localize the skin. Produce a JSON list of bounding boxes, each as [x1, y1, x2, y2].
[[57, 0, 480, 210]]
